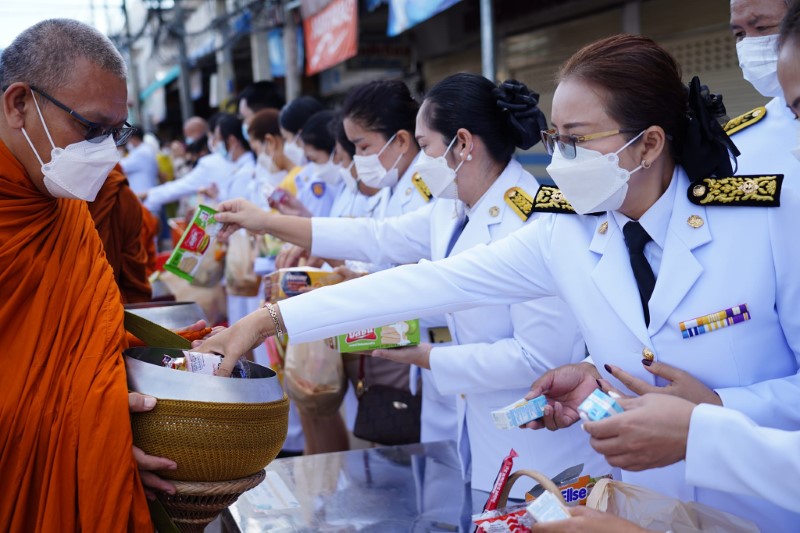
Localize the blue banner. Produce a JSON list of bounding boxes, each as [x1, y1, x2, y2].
[[387, 0, 462, 36], [267, 26, 305, 78]]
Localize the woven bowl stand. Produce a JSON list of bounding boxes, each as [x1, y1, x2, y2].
[[156, 469, 266, 532]]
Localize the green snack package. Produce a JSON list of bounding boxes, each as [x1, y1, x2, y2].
[[164, 205, 222, 282], [327, 319, 420, 353]]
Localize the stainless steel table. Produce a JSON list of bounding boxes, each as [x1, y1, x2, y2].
[[222, 441, 493, 533]]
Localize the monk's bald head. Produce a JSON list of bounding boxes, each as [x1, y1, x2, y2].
[[0, 19, 126, 94], [183, 117, 208, 141]]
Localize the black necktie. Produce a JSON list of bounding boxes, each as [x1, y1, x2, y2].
[[623, 221, 656, 326], [445, 216, 469, 257]]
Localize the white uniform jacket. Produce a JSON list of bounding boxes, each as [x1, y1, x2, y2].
[[281, 166, 800, 531], [729, 96, 800, 184], [144, 152, 233, 211], [311, 159, 607, 497], [686, 403, 800, 514], [382, 152, 429, 218], [294, 165, 338, 217]]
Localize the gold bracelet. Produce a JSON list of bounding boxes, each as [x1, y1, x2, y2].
[[264, 302, 285, 340]]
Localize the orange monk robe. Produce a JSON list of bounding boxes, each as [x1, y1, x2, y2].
[[0, 141, 152, 532], [89, 164, 152, 303], [140, 203, 160, 277]]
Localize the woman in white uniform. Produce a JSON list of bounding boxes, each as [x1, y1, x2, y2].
[[202, 35, 800, 530], [207, 74, 608, 496], [536, 10, 800, 530]]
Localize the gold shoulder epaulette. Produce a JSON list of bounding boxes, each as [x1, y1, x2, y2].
[[411, 172, 432, 202], [528, 185, 578, 215], [723, 106, 766, 136], [504, 186, 535, 221], [688, 174, 783, 207]]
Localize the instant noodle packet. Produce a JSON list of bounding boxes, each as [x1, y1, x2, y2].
[[164, 205, 222, 282]]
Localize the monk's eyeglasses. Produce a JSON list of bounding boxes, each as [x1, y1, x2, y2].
[[540, 128, 640, 159], [28, 85, 134, 146]]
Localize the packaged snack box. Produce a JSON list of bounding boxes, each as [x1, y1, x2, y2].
[[492, 395, 547, 429], [526, 491, 570, 523], [265, 267, 344, 302], [577, 389, 624, 422], [526, 473, 613, 506], [327, 320, 420, 353], [164, 205, 222, 282]]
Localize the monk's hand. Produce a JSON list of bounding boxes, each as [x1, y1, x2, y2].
[[531, 506, 650, 532], [523, 362, 600, 431], [215, 198, 271, 240], [372, 343, 432, 369], [129, 393, 176, 500], [582, 393, 695, 471], [190, 325, 226, 348], [605, 360, 722, 406]]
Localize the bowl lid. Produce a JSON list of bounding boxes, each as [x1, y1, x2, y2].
[[125, 347, 284, 404]]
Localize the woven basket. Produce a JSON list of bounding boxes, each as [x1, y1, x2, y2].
[[131, 396, 289, 482], [157, 470, 266, 533]]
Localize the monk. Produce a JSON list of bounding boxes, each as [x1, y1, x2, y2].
[[89, 164, 153, 303], [0, 19, 168, 532]]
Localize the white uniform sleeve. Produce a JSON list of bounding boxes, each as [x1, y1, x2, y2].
[[280, 217, 558, 343], [429, 296, 584, 395], [310, 202, 435, 265], [144, 156, 216, 210], [120, 148, 146, 175], [716, 187, 800, 428], [686, 403, 800, 513]]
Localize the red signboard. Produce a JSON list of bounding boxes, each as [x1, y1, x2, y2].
[[303, 0, 358, 75]]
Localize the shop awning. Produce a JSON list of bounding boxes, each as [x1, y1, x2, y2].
[[139, 65, 180, 102]]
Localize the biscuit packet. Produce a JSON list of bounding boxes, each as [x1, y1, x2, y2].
[[326, 320, 420, 353], [164, 205, 222, 282], [265, 267, 344, 302]]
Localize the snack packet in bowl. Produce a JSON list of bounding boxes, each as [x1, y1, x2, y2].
[[162, 351, 249, 378], [164, 205, 222, 282]]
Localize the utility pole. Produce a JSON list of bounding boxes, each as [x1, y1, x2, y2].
[[479, 0, 495, 81], [283, 2, 300, 101], [174, 0, 195, 123], [122, 0, 143, 125]]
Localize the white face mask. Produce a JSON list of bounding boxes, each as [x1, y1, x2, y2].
[[21, 92, 120, 201], [307, 153, 340, 186], [737, 35, 783, 98], [414, 136, 464, 200], [353, 133, 403, 189], [257, 152, 278, 174], [339, 162, 358, 193], [545, 131, 645, 215], [283, 138, 305, 166]]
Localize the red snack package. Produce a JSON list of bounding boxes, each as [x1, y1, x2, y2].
[[484, 448, 519, 512]]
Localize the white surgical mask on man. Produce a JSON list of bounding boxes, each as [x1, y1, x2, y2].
[[545, 131, 645, 215], [20, 91, 120, 201], [352, 133, 403, 189], [737, 34, 783, 98], [413, 136, 465, 200]]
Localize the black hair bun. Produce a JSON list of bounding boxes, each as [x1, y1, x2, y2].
[[493, 79, 548, 150], [680, 76, 740, 182]]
